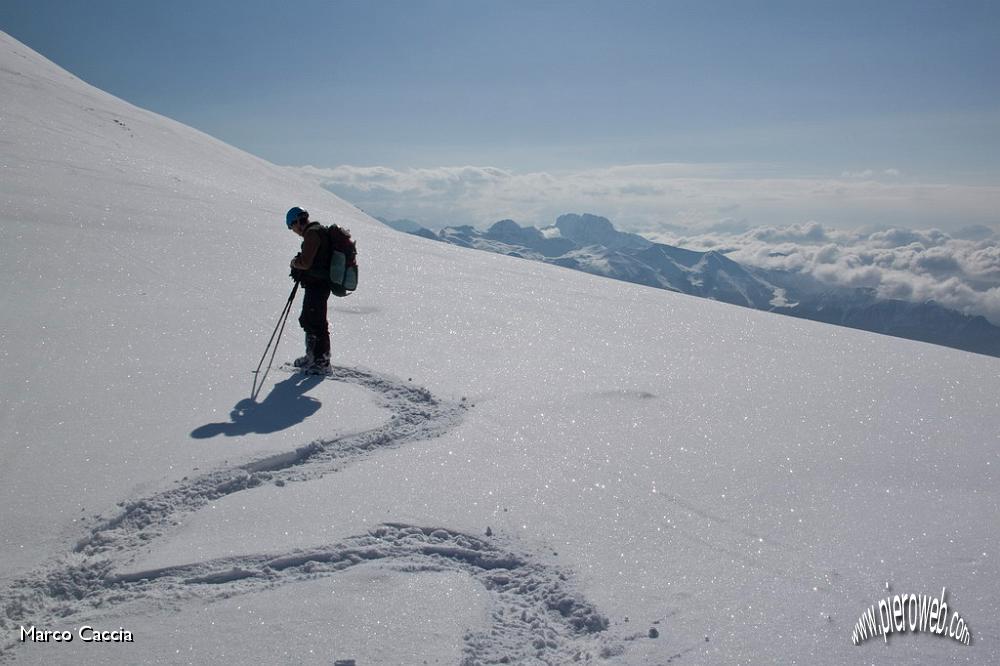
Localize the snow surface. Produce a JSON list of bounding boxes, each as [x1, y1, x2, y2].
[[2, 31, 999, 664]]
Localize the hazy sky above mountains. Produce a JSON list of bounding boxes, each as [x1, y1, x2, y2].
[[2, 0, 999, 234], [299, 163, 1000, 235]]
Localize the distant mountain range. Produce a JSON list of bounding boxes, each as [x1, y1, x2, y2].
[[378, 214, 1000, 357]]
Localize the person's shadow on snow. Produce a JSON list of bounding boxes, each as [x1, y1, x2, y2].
[[190, 373, 325, 438]]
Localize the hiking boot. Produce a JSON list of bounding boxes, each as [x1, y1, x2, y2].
[[294, 334, 318, 367], [308, 354, 331, 373]]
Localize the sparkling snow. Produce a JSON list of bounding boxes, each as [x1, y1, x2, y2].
[[2, 31, 998, 664]]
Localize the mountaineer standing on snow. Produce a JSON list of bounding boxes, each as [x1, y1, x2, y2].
[[286, 206, 332, 372]]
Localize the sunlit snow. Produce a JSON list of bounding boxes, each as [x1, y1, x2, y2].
[[1, 31, 998, 664]]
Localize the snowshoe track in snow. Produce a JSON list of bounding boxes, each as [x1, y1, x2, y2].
[[73, 364, 460, 556], [1, 366, 620, 664]]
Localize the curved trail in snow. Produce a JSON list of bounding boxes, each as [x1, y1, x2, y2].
[[1, 366, 620, 664]]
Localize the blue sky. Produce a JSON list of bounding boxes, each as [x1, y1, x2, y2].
[[3, 0, 999, 231]]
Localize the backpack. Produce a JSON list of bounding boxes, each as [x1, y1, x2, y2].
[[327, 224, 358, 297]]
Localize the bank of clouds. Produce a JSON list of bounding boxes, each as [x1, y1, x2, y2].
[[294, 163, 1000, 325], [655, 222, 1000, 326]]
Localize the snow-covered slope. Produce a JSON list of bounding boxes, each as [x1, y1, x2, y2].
[[2, 31, 999, 665]]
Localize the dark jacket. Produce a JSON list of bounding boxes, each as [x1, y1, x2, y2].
[[291, 222, 332, 285]]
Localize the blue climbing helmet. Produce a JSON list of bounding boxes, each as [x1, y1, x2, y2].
[[285, 206, 308, 228]]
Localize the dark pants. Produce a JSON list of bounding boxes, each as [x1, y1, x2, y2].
[[299, 281, 331, 360]]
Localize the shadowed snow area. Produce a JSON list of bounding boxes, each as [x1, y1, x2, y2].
[[2, 30, 999, 664]]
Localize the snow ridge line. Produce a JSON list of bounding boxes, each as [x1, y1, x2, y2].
[[1, 366, 621, 663]]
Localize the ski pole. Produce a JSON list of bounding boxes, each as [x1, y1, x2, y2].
[[251, 281, 299, 399]]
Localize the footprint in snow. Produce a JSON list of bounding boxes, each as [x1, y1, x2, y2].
[[1, 366, 623, 663]]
